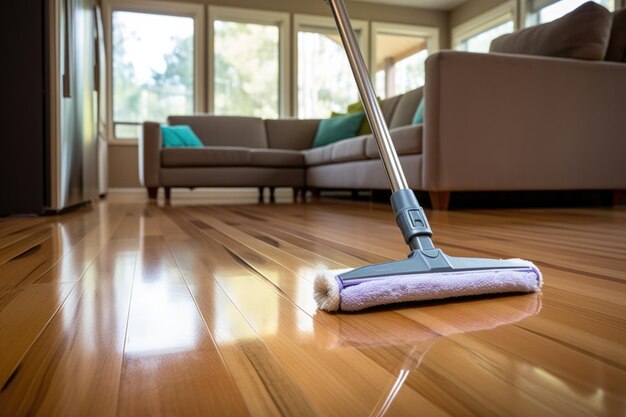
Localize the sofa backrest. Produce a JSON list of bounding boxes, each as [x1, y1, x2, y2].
[[490, 1, 612, 61], [380, 94, 402, 124], [167, 115, 268, 148], [265, 119, 321, 150], [389, 87, 423, 129]]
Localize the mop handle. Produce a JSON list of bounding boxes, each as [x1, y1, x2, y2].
[[326, 0, 409, 192]]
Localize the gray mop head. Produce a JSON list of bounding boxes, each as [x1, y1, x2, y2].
[[314, 259, 542, 312]]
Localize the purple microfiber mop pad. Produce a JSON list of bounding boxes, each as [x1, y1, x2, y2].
[[314, 259, 542, 312]]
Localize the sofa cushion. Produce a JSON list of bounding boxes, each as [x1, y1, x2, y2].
[[331, 136, 369, 163], [490, 2, 612, 61], [168, 115, 268, 148], [265, 119, 320, 150], [161, 146, 250, 167], [605, 8, 626, 62], [248, 149, 305, 167], [312, 112, 365, 148], [365, 125, 423, 159], [303, 145, 333, 167], [389, 87, 423, 129], [161, 125, 204, 148]]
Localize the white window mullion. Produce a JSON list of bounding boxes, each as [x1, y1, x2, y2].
[[452, 1, 514, 50], [102, 0, 204, 143]]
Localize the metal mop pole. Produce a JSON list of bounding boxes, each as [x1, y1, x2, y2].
[[325, 0, 408, 193], [325, 0, 434, 251]]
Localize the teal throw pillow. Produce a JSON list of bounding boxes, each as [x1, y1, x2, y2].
[[161, 125, 204, 148], [312, 112, 366, 148], [412, 98, 425, 125]]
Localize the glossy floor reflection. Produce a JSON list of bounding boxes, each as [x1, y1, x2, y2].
[[0, 190, 624, 416]]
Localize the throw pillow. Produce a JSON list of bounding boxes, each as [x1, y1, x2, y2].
[[312, 112, 366, 148], [161, 125, 204, 148], [489, 1, 612, 61], [346, 98, 381, 135], [412, 98, 424, 125]]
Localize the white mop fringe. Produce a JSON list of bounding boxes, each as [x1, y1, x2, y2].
[[314, 259, 542, 312]]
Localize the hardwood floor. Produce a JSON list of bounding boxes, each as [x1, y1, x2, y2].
[[0, 191, 625, 417]]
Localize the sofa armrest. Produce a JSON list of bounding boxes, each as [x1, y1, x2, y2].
[[138, 122, 161, 187], [423, 51, 626, 191]]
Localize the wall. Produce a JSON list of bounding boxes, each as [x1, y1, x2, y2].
[[107, 0, 449, 188], [109, 145, 140, 188], [450, 0, 510, 27]]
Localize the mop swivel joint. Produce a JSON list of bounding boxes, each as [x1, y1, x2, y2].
[[390, 189, 433, 250]]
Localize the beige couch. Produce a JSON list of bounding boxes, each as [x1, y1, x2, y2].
[[139, 87, 423, 202], [140, 4, 626, 209]]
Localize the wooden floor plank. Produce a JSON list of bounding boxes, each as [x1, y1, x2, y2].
[[163, 212, 450, 417], [0, 238, 138, 417], [166, 235, 316, 417], [115, 235, 250, 417], [0, 193, 624, 416]]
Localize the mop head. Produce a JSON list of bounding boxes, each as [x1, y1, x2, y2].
[[314, 259, 542, 312]]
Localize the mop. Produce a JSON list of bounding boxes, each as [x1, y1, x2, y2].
[[314, 0, 542, 312]]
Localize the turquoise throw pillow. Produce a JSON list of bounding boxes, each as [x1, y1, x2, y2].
[[412, 98, 425, 125], [161, 125, 204, 148], [312, 112, 366, 148]]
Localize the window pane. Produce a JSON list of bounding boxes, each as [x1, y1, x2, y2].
[[527, 0, 612, 26], [297, 30, 359, 119], [459, 20, 514, 53], [375, 33, 428, 99], [114, 123, 140, 139], [112, 11, 194, 138], [214, 21, 279, 118]]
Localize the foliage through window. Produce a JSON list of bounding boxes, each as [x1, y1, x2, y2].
[[297, 29, 360, 119], [213, 21, 279, 119], [112, 11, 195, 139]]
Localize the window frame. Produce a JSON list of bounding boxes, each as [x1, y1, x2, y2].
[[207, 6, 290, 118], [370, 22, 439, 98], [520, 0, 616, 28], [103, 0, 205, 144], [452, 1, 515, 50], [292, 14, 368, 118]]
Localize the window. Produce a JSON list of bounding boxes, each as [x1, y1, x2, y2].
[[371, 23, 439, 99], [452, 2, 514, 53], [209, 7, 290, 118], [456, 20, 514, 53], [105, 1, 204, 141], [525, 0, 613, 26], [294, 15, 368, 119]]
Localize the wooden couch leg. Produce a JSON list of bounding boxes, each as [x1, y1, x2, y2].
[[613, 189, 625, 206], [147, 187, 158, 199], [269, 187, 276, 203], [311, 188, 321, 201], [258, 187, 265, 203], [164, 187, 171, 201], [429, 191, 451, 210]]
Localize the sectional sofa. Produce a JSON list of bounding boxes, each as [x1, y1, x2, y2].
[[139, 3, 626, 210], [139, 87, 424, 202]]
